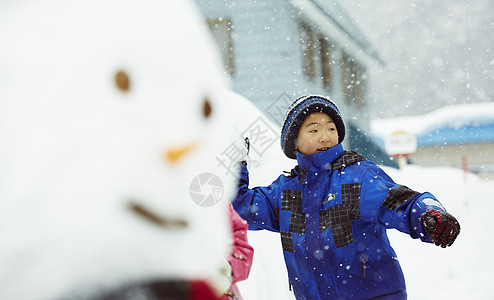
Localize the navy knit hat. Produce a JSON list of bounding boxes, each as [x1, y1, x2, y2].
[[280, 95, 345, 159]]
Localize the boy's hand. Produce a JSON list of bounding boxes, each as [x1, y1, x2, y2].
[[420, 209, 460, 248], [244, 137, 250, 156], [240, 137, 250, 166]]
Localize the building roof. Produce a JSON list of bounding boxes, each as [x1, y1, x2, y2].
[[292, 0, 383, 64], [371, 102, 494, 147]]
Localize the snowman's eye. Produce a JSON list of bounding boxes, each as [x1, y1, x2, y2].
[[203, 97, 212, 118], [115, 70, 130, 92]]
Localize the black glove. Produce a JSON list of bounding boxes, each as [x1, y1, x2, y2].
[[420, 209, 460, 248], [244, 137, 250, 156], [240, 137, 250, 166]]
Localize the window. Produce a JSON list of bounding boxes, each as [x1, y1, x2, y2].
[[298, 21, 337, 94], [341, 52, 367, 108], [353, 62, 367, 108], [206, 18, 234, 75], [319, 37, 334, 93], [298, 21, 316, 80], [340, 52, 352, 103], [298, 20, 368, 109]]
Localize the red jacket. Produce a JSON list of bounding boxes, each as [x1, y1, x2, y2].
[[221, 204, 254, 300]]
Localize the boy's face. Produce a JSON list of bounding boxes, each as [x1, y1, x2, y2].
[[295, 112, 339, 156]]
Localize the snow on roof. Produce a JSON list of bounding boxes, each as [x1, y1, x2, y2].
[[371, 102, 494, 146]]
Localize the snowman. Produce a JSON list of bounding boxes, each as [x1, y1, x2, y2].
[[0, 0, 237, 298]]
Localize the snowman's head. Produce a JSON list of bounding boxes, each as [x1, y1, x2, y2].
[[0, 0, 235, 298]]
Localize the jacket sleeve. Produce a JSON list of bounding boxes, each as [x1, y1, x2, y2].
[[227, 204, 254, 284], [359, 163, 448, 243], [232, 163, 282, 232]]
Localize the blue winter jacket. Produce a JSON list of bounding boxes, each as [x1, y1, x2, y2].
[[233, 144, 447, 300]]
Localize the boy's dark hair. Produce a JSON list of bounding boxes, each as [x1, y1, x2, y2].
[[280, 95, 345, 159]]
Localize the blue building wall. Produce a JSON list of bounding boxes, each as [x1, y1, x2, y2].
[[195, 1, 304, 109], [417, 124, 494, 147]]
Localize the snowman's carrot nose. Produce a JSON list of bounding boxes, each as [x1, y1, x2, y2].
[[165, 143, 197, 163]]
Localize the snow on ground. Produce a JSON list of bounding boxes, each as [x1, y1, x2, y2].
[[237, 159, 494, 299]]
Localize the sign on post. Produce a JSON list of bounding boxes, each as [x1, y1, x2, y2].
[[384, 131, 417, 169]]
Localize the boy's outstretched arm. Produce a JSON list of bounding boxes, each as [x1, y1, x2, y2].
[[232, 162, 282, 232], [395, 192, 460, 248], [395, 193, 461, 248], [361, 164, 460, 247]]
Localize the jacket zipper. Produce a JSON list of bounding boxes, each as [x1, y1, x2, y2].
[[362, 257, 367, 279]]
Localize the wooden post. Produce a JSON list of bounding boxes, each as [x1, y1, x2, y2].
[[462, 155, 468, 182], [397, 156, 408, 170]]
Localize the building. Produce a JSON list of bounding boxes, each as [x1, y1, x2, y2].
[[372, 103, 494, 180], [194, 0, 395, 166]]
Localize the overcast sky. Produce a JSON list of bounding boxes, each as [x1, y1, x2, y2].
[[339, 0, 493, 119]]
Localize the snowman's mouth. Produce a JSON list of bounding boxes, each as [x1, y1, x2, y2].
[[127, 200, 188, 229]]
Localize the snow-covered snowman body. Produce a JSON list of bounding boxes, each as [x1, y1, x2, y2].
[[0, 0, 234, 298]]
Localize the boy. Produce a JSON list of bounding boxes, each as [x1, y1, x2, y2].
[[233, 95, 460, 300]]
